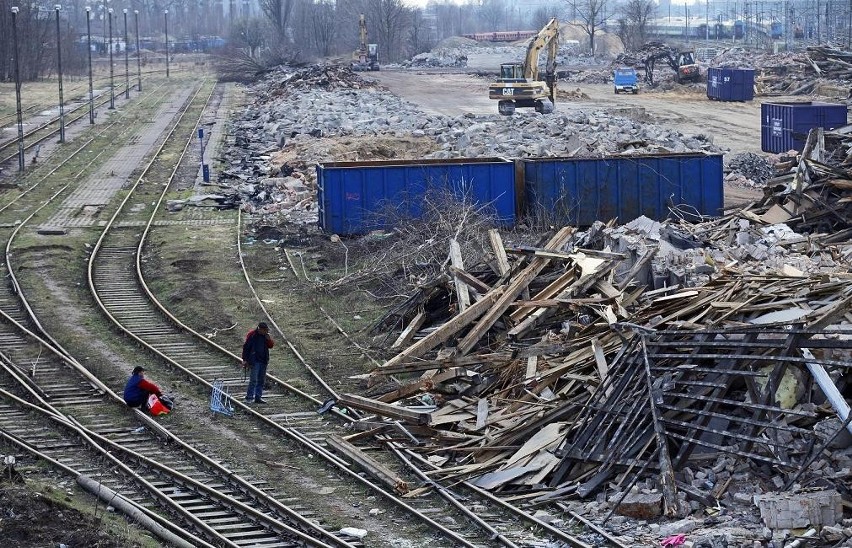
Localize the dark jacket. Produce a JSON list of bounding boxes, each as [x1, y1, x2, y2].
[[123, 374, 162, 405], [242, 329, 274, 364]]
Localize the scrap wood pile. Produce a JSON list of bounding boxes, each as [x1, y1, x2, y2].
[[331, 208, 852, 517], [741, 127, 852, 238], [753, 45, 852, 95]]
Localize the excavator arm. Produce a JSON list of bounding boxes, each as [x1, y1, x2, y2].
[[523, 18, 559, 81], [358, 14, 368, 53]]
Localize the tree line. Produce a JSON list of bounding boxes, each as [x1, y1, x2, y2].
[[1, 0, 660, 83]]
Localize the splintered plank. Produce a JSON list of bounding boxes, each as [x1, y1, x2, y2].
[[379, 287, 506, 369], [449, 239, 471, 313], [390, 310, 426, 350], [337, 393, 431, 425], [457, 227, 575, 355], [326, 435, 409, 494], [488, 228, 511, 276]]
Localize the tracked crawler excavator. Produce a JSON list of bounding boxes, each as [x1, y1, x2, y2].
[[488, 17, 558, 116]]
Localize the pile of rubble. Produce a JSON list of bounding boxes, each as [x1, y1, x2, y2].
[[724, 152, 775, 190], [328, 127, 852, 546], [261, 64, 379, 95], [404, 49, 468, 68], [215, 64, 723, 227]]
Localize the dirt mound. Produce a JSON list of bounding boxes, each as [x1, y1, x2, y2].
[[0, 484, 145, 547], [436, 36, 477, 49]]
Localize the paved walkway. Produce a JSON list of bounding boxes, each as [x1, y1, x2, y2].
[[39, 88, 192, 230]]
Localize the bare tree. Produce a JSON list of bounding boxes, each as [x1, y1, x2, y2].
[[365, 0, 410, 63], [531, 6, 558, 30], [231, 17, 267, 57], [259, 0, 296, 39], [409, 7, 433, 55], [616, 0, 655, 50], [478, 0, 505, 31], [566, 0, 609, 54], [308, 1, 336, 57]]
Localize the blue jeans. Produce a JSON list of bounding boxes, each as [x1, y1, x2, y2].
[[246, 360, 268, 400]]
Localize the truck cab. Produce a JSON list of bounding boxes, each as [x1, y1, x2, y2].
[[614, 67, 639, 94]]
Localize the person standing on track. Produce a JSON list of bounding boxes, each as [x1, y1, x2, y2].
[[242, 321, 275, 404]]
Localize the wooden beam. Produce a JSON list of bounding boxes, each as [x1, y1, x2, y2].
[[449, 239, 470, 313], [326, 435, 410, 494], [448, 266, 491, 295], [377, 367, 475, 404], [390, 310, 426, 350], [379, 287, 506, 369], [337, 393, 431, 425], [488, 228, 511, 276], [457, 227, 575, 355]]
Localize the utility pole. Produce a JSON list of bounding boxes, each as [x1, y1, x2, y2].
[[108, 8, 115, 109], [86, 6, 95, 124], [123, 9, 129, 99], [11, 5, 24, 172], [164, 10, 170, 78], [55, 5, 65, 143], [706, 0, 710, 40], [135, 10, 141, 92]]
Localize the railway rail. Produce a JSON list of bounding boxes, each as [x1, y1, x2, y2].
[[127, 151, 597, 545], [0, 81, 361, 546], [243, 245, 598, 548], [0, 67, 190, 169], [0, 73, 612, 546], [0, 82, 132, 167]]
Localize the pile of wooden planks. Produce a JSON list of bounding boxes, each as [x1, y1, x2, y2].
[[336, 212, 852, 507], [742, 127, 852, 236], [750, 46, 852, 95]]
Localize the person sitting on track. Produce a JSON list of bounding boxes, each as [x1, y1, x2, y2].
[[123, 366, 167, 412]]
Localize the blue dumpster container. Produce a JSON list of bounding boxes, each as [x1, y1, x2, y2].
[[761, 102, 848, 153], [707, 67, 754, 101], [316, 158, 516, 235], [522, 153, 724, 226]]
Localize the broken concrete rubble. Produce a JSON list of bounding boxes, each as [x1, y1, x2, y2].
[[214, 63, 726, 237], [754, 490, 843, 529]]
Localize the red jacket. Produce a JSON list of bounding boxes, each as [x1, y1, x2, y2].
[[242, 329, 274, 364], [123, 373, 162, 403]]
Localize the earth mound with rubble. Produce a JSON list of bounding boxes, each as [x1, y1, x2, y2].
[[0, 484, 145, 547]]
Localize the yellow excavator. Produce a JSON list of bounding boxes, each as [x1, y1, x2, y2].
[[352, 14, 379, 72], [488, 18, 558, 115]]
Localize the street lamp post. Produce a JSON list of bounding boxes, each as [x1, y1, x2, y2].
[[134, 10, 141, 92], [164, 9, 169, 77], [108, 8, 115, 109], [86, 6, 94, 124], [11, 6, 24, 171], [55, 5, 65, 143], [102, 0, 109, 44], [123, 9, 129, 99]]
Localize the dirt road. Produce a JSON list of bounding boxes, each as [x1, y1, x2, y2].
[[370, 69, 764, 205], [371, 70, 763, 154]]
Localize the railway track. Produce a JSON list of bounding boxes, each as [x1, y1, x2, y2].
[[76, 79, 497, 546], [0, 82, 134, 168], [0, 67, 186, 169], [0, 73, 608, 545], [123, 118, 595, 546], [238, 244, 598, 548], [0, 82, 365, 547]]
